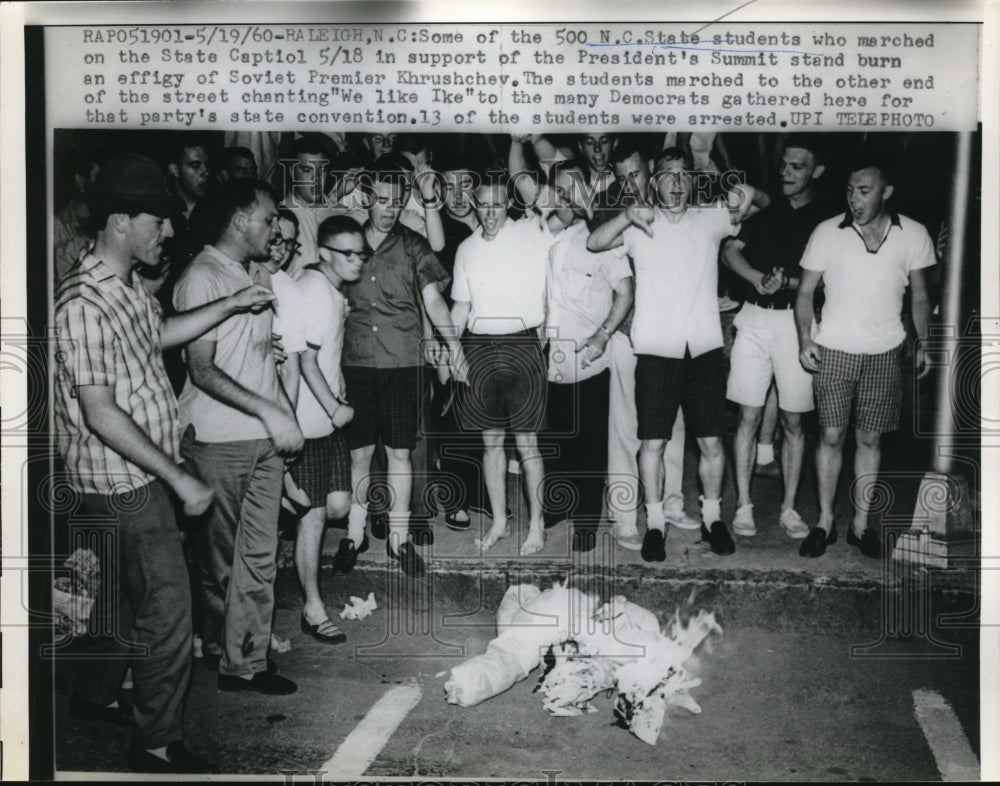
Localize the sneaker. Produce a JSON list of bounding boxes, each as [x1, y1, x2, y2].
[[640, 528, 666, 562], [701, 521, 736, 555], [778, 508, 810, 539], [127, 741, 216, 774], [663, 506, 700, 531], [732, 504, 757, 537], [613, 522, 643, 551]]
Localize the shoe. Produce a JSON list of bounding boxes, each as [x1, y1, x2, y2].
[[369, 512, 388, 540], [409, 518, 435, 546], [205, 652, 277, 673], [641, 528, 666, 562], [663, 507, 700, 531], [218, 671, 297, 695], [332, 535, 369, 575], [847, 526, 882, 559], [571, 529, 597, 553], [68, 695, 132, 727], [754, 460, 781, 479], [778, 508, 810, 539], [444, 510, 471, 531], [701, 521, 736, 555], [387, 539, 426, 578], [614, 524, 643, 551], [732, 504, 757, 537], [300, 615, 347, 645], [127, 741, 216, 774], [799, 524, 837, 558]]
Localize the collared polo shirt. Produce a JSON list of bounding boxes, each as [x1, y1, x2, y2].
[[343, 222, 449, 368], [452, 216, 558, 336], [173, 245, 280, 442], [622, 205, 739, 359], [800, 211, 936, 354], [546, 220, 632, 383], [54, 254, 180, 493]]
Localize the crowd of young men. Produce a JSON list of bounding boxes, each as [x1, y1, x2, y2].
[[53, 131, 937, 771]]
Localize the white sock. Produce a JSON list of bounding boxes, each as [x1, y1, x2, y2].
[[756, 443, 774, 465], [347, 503, 367, 546], [646, 502, 666, 532], [388, 511, 411, 551], [700, 496, 722, 525]]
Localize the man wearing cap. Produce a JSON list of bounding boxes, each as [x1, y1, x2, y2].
[[54, 152, 275, 772], [174, 180, 305, 694]]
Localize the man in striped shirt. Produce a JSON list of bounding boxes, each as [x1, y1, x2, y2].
[[54, 152, 274, 773]]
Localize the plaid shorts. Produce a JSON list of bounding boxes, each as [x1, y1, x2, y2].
[[343, 366, 422, 450], [288, 430, 351, 506], [814, 344, 903, 434], [457, 330, 547, 433], [635, 349, 727, 440]]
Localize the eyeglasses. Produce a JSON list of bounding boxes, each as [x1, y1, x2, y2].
[[320, 245, 370, 261], [271, 237, 302, 256]]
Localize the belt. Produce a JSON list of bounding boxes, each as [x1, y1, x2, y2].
[[744, 299, 794, 310]]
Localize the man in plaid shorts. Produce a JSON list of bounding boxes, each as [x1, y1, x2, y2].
[[795, 155, 934, 559]]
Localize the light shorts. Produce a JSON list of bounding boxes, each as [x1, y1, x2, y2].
[[726, 303, 815, 413]]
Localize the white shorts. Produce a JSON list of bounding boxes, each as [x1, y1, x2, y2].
[[726, 303, 815, 413]]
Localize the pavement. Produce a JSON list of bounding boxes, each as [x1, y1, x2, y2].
[[53, 431, 982, 778]]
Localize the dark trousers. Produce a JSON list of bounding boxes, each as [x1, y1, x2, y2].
[[429, 376, 483, 514], [74, 480, 192, 749], [545, 371, 611, 531]]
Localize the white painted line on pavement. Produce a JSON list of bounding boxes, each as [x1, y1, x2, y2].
[[321, 683, 423, 778], [912, 688, 980, 781]]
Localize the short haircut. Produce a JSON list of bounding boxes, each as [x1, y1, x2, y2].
[[393, 133, 430, 157], [847, 149, 897, 186], [214, 179, 277, 239], [317, 214, 364, 247], [783, 135, 826, 166], [291, 132, 338, 159], [277, 207, 299, 229], [548, 158, 586, 184], [611, 137, 651, 167], [370, 153, 412, 187], [221, 146, 256, 168], [163, 134, 211, 168], [655, 146, 693, 171]]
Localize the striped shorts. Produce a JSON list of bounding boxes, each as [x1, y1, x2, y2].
[[814, 344, 903, 434]]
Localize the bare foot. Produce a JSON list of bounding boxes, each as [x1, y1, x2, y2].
[[520, 528, 545, 555], [475, 525, 510, 551]]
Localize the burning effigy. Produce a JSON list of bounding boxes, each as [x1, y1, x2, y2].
[[443, 581, 721, 745]]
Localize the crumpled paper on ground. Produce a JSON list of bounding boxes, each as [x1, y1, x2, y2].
[[444, 580, 721, 746], [340, 592, 378, 620]]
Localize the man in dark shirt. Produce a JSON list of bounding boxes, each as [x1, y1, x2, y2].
[[723, 136, 835, 541], [339, 160, 468, 577]]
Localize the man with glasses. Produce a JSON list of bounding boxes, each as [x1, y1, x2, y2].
[[174, 179, 304, 695], [341, 161, 468, 578]]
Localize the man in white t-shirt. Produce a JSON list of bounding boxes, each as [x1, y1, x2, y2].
[[290, 215, 364, 641], [588, 148, 756, 562], [795, 156, 934, 559], [451, 178, 560, 555]]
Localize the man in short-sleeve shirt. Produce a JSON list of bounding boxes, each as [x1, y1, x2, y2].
[[795, 157, 934, 559], [589, 148, 748, 562], [341, 166, 467, 578]]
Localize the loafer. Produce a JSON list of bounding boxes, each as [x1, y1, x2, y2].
[[218, 671, 297, 695], [409, 518, 435, 546], [369, 511, 388, 540], [701, 521, 736, 555], [799, 524, 837, 558], [68, 695, 132, 727], [332, 535, 369, 575], [571, 529, 597, 553], [641, 528, 666, 562], [444, 510, 472, 531], [387, 540, 426, 578], [847, 526, 882, 559], [127, 741, 216, 773]]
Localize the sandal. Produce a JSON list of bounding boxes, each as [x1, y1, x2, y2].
[[300, 615, 347, 645]]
